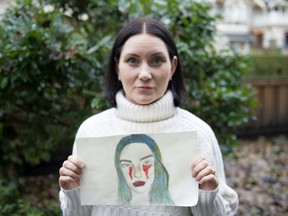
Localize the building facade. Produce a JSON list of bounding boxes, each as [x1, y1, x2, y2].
[[209, 0, 288, 54]]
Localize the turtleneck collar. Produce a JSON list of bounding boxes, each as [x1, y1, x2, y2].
[[115, 90, 177, 123]]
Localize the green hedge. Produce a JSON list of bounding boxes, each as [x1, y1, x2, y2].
[[248, 54, 288, 78], [0, 179, 61, 216]]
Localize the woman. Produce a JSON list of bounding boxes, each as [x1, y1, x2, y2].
[[114, 134, 174, 205], [59, 17, 238, 215]]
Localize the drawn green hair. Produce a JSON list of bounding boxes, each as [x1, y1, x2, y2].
[[114, 134, 174, 205]]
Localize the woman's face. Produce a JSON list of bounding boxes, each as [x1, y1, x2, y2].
[[119, 143, 155, 194], [117, 33, 177, 105]]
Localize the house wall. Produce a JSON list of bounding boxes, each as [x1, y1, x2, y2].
[[210, 0, 288, 54]]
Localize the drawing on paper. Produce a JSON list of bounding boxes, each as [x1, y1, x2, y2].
[[114, 134, 174, 205], [76, 131, 199, 206]]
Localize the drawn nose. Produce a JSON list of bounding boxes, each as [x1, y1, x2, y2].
[[133, 165, 142, 178]]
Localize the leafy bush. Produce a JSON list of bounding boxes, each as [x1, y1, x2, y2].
[[248, 53, 288, 78], [0, 179, 61, 215], [0, 0, 107, 177]]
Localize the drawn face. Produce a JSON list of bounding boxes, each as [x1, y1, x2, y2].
[[117, 33, 177, 105], [119, 143, 155, 194]]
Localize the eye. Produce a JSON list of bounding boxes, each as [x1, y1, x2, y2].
[[142, 160, 152, 165], [150, 57, 164, 66], [126, 57, 138, 66], [121, 162, 131, 168]]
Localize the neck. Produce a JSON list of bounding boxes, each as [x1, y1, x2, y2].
[[130, 190, 150, 205], [115, 90, 176, 123]]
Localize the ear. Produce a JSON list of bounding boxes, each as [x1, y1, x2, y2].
[[170, 56, 178, 79], [115, 63, 121, 81]]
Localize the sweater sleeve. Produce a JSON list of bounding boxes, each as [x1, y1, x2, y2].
[[59, 187, 92, 216], [190, 125, 238, 215], [191, 182, 238, 215]]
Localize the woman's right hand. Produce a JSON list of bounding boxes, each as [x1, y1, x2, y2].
[[59, 155, 85, 190]]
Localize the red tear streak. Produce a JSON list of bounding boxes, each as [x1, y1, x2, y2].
[[129, 165, 133, 180], [143, 164, 152, 179]]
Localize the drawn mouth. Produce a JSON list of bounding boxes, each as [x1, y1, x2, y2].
[[133, 181, 145, 187]]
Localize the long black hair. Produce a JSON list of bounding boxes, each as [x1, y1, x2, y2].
[[104, 17, 186, 107]]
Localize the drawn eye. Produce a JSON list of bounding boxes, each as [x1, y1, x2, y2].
[[142, 160, 152, 165], [121, 162, 131, 168]]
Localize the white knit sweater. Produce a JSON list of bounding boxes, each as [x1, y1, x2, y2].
[[59, 91, 238, 216]]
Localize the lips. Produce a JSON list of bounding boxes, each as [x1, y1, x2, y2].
[[138, 86, 152, 90], [133, 181, 146, 187]]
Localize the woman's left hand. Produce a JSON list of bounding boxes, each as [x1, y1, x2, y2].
[[191, 155, 219, 191]]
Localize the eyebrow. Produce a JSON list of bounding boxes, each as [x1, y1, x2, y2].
[[124, 53, 139, 57], [120, 159, 131, 163], [120, 155, 154, 162], [124, 52, 166, 57], [151, 52, 166, 57], [140, 155, 154, 161]]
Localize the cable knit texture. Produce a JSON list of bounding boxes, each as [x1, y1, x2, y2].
[[59, 91, 238, 216]]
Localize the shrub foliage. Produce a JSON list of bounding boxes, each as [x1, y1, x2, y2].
[[248, 53, 288, 78]]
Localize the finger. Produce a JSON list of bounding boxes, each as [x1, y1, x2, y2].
[[59, 166, 81, 180], [198, 174, 218, 186], [63, 156, 85, 174], [68, 155, 85, 169], [59, 175, 80, 190], [191, 155, 206, 170], [192, 159, 210, 178], [59, 175, 77, 184], [195, 165, 216, 182], [62, 160, 83, 176]]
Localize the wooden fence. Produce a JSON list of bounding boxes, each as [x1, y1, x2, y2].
[[236, 79, 288, 137]]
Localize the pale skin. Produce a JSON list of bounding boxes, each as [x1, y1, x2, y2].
[[119, 144, 155, 194], [116, 33, 177, 105], [59, 33, 219, 191]]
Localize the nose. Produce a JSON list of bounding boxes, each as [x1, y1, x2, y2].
[[133, 164, 143, 178], [138, 64, 152, 81]]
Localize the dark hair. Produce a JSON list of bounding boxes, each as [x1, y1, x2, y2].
[[104, 17, 186, 107]]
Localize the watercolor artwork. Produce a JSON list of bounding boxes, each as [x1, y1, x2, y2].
[[76, 131, 200, 206]]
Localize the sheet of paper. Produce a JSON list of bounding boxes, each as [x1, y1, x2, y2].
[[76, 131, 200, 206]]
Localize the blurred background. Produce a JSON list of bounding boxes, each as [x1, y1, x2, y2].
[[0, 0, 287, 215]]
